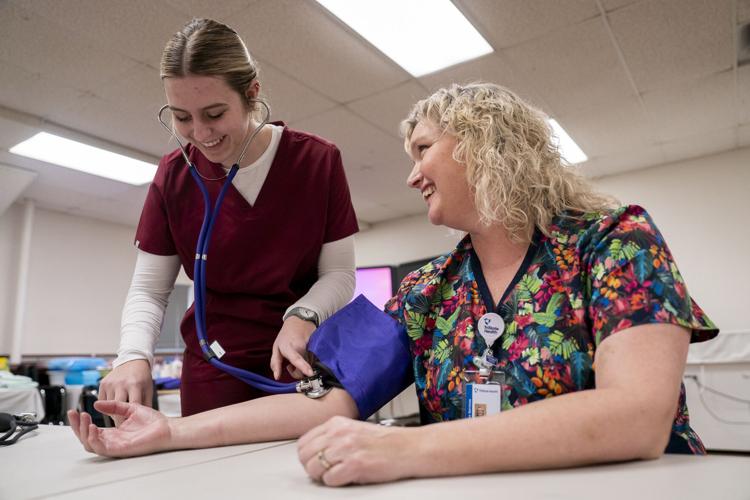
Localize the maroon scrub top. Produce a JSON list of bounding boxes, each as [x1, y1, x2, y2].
[[135, 123, 358, 415]]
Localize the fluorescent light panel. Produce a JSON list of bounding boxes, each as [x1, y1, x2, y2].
[[10, 132, 157, 185], [316, 0, 493, 77], [549, 119, 588, 164]]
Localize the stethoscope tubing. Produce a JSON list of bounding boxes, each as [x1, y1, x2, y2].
[[189, 164, 297, 394]]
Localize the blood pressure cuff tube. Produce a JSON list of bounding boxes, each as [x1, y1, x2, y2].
[[307, 295, 413, 420]]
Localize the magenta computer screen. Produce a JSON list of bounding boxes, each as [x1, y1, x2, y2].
[[353, 267, 394, 309]]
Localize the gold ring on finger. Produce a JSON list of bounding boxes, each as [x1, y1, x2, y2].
[[317, 448, 332, 470]]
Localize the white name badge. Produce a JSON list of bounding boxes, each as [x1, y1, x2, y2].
[[478, 312, 504, 347], [463, 383, 501, 418], [209, 340, 226, 359]]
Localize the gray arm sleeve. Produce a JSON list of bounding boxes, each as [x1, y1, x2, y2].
[[283, 235, 356, 324], [113, 250, 181, 368]]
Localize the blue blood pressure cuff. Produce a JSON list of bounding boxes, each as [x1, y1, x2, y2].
[[307, 295, 413, 420]]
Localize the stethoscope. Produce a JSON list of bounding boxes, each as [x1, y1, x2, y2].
[[0, 412, 38, 446], [157, 101, 328, 398]]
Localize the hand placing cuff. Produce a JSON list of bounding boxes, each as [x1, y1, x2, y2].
[[270, 316, 317, 380]]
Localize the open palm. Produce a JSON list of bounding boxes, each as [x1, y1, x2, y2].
[[68, 400, 172, 457]]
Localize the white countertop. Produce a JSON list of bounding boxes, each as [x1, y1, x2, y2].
[[3, 426, 749, 500]]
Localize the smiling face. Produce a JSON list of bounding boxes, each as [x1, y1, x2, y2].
[[405, 120, 479, 232], [163, 74, 256, 167]]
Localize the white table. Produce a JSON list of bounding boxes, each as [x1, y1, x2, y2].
[[2, 426, 749, 500]]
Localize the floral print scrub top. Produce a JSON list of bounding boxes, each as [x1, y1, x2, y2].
[[385, 205, 718, 454]]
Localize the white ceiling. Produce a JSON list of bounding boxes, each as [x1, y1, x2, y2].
[[0, 0, 748, 227]]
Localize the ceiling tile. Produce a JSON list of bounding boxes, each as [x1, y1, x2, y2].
[[642, 70, 736, 142], [608, 0, 734, 91], [257, 61, 337, 124], [0, 149, 136, 210], [0, 2, 139, 91], [503, 16, 634, 116], [419, 53, 552, 112], [346, 80, 429, 139], [94, 63, 166, 118], [48, 93, 170, 158], [581, 143, 666, 178], [231, 0, 410, 103], [291, 106, 410, 176], [455, 0, 598, 49], [0, 114, 42, 151], [0, 61, 84, 120], [558, 96, 653, 158], [14, 0, 186, 67], [295, 107, 415, 223], [292, 107, 414, 223], [660, 127, 738, 164], [600, 0, 641, 12], [163, 0, 261, 20]]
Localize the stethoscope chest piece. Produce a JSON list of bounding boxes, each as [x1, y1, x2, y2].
[[296, 373, 332, 399]]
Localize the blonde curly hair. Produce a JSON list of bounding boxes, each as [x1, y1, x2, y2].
[[401, 83, 616, 242]]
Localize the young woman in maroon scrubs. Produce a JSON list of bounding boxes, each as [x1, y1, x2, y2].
[[98, 18, 358, 417]]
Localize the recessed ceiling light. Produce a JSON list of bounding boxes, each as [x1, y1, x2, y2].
[[10, 132, 157, 185], [549, 119, 588, 164], [315, 0, 493, 77]]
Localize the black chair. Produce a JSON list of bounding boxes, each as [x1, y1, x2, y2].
[[152, 380, 160, 411], [38, 385, 67, 425], [80, 385, 108, 427]]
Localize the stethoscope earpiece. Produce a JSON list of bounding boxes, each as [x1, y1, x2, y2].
[[157, 99, 271, 173]]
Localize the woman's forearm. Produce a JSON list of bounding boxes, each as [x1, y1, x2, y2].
[[399, 325, 687, 479], [405, 387, 673, 478], [170, 388, 359, 450]]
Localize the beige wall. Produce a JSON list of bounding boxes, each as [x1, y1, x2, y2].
[[0, 205, 136, 355], [592, 147, 749, 332], [354, 213, 459, 267], [0, 203, 23, 352]]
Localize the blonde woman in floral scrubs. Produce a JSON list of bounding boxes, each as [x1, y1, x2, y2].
[[297, 83, 718, 486]]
